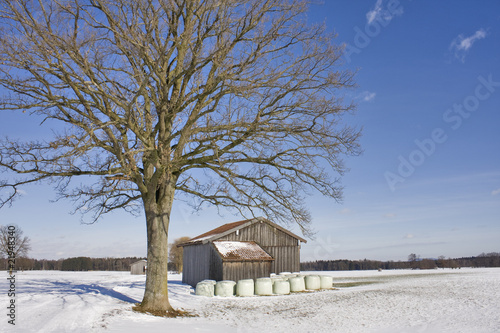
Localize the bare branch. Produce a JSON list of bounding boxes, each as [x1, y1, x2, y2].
[[0, 224, 31, 259], [0, 0, 360, 231]]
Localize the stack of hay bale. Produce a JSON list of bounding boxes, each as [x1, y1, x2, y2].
[[195, 273, 334, 297]]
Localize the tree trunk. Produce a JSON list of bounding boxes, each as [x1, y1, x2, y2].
[[137, 182, 176, 314]]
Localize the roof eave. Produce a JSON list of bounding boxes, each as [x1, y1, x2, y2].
[[203, 219, 256, 243], [177, 240, 203, 247], [222, 258, 275, 262]]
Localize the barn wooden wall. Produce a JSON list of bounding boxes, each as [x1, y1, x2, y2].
[[217, 221, 300, 273], [182, 243, 211, 286], [209, 244, 223, 281], [222, 261, 272, 282], [264, 246, 300, 273], [218, 221, 297, 246]]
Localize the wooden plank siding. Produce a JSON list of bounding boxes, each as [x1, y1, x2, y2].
[[182, 243, 211, 287], [263, 246, 300, 273], [208, 244, 223, 281], [222, 261, 272, 282], [218, 221, 298, 246], [217, 221, 300, 273]]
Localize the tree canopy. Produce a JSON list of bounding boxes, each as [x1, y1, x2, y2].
[[0, 224, 31, 260], [0, 0, 360, 313]]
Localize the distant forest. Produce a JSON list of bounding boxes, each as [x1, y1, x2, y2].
[[2, 252, 499, 272], [0, 256, 146, 271], [300, 252, 500, 271]]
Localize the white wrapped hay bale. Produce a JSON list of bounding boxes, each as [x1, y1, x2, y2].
[[236, 279, 255, 297], [320, 275, 333, 289], [195, 281, 215, 297], [215, 280, 236, 297], [305, 275, 321, 290], [271, 276, 284, 284], [279, 272, 291, 277], [289, 276, 305, 292], [273, 280, 290, 295], [255, 277, 273, 295], [202, 279, 216, 285]]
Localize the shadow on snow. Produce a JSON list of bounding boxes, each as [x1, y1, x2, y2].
[[18, 280, 141, 303]]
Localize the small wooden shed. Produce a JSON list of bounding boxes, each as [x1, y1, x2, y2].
[[130, 259, 147, 275], [178, 217, 307, 287]]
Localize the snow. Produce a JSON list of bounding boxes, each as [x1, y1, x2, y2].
[[212, 241, 273, 260], [1, 268, 499, 332]]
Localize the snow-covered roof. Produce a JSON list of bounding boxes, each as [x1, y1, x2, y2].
[[212, 241, 274, 261]]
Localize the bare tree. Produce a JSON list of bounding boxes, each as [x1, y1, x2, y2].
[[0, 225, 31, 263], [169, 236, 190, 273], [408, 253, 420, 269], [0, 0, 360, 313]]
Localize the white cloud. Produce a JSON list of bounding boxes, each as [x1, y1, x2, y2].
[[366, 0, 383, 24], [366, 0, 403, 25], [357, 91, 376, 102], [456, 30, 487, 51], [363, 91, 376, 102], [450, 29, 487, 62], [404, 233, 414, 239], [492, 188, 500, 196]]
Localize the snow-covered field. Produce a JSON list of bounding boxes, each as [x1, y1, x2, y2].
[[1, 268, 499, 332]]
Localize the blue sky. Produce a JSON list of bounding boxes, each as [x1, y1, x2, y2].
[[1, 0, 499, 262]]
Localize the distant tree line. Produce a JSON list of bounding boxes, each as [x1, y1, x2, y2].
[[0, 256, 180, 271], [60, 257, 148, 271], [0, 256, 146, 271], [301, 252, 500, 271], [61, 257, 93, 271]]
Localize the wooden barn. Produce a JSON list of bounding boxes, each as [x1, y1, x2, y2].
[[178, 217, 307, 287], [130, 259, 147, 275]]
